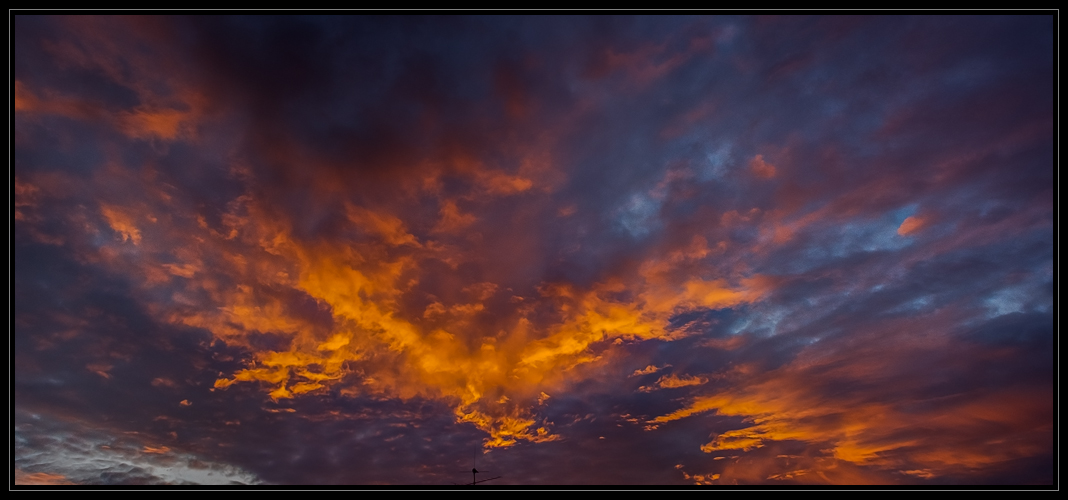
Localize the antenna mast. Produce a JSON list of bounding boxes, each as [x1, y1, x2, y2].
[[459, 446, 501, 486]]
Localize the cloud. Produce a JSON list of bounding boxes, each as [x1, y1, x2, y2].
[[99, 203, 142, 245], [650, 307, 1053, 482], [655, 373, 708, 389], [749, 154, 777, 179], [897, 215, 925, 236], [638, 372, 709, 392], [15, 470, 76, 486], [15, 411, 264, 485], [630, 364, 665, 377], [14, 15, 1053, 485]]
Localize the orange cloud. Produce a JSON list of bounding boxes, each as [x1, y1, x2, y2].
[[650, 317, 1053, 480], [433, 199, 477, 234], [100, 203, 142, 245], [346, 203, 421, 247], [161, 202, 762, 446], [680, 470, 720, 485], [750, 154, 777, 179], [19, 23, 207, 143], [631, 364, 664, 377], [34, 130, 768, 450], [639, 372, 709, 393], [15, 177, 42, 223], [584, 33, 710, 91], [151, 377, 178, 388], [87, 362, 112, 379], [162, 263, 198, 278], [699, 335, 747, 351], [15, 470, 75, 485], [118, 105, 198, 140], [14, 80, 105, 121], [476, 169, 534, 195], [897, 215, 926, 236], [14, 80, 35, 112], [656, 373, 708, 389]]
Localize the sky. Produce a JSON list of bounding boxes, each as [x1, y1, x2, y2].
[[12, 15, 1055, 487]]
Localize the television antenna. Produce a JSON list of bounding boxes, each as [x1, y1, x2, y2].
[[453, 446, 501, 486]]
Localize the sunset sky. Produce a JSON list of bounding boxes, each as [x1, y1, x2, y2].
[[13, 15, 1054, 486]]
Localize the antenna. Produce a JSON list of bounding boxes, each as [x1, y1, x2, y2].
[[453, 445, 501, 486]]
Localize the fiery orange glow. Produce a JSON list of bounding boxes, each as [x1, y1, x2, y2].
[[67, 165, 766, 448]]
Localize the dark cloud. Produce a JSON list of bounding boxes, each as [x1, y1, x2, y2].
[[15, 409, 263, 485]]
